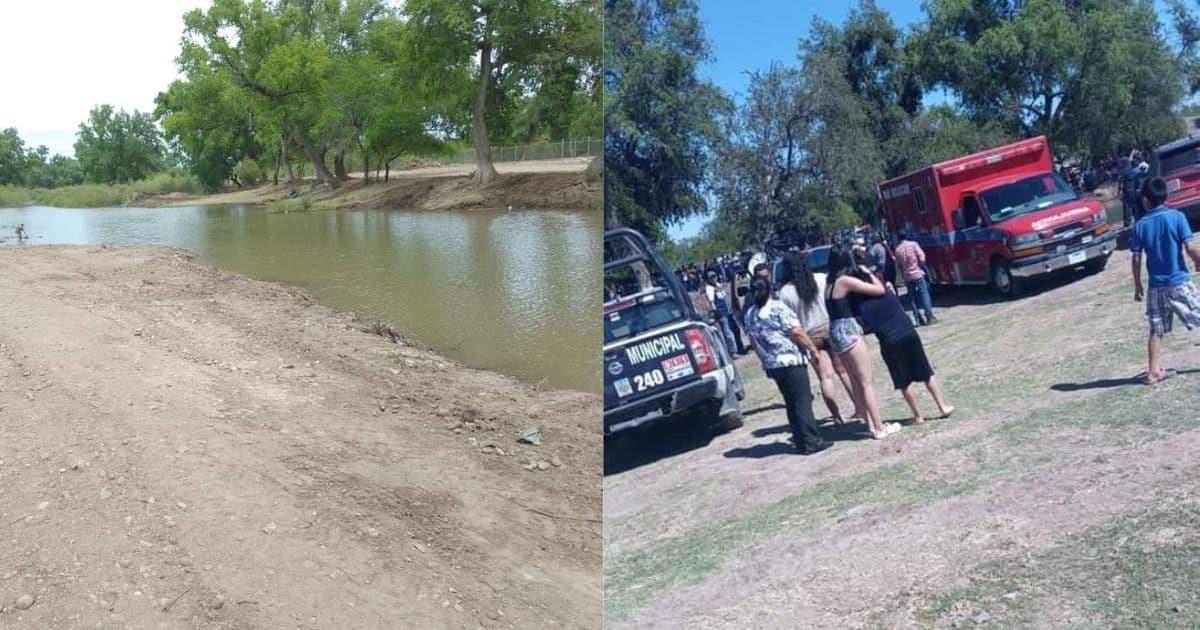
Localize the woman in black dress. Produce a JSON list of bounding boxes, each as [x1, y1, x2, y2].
[[850, 275, 955, 424]]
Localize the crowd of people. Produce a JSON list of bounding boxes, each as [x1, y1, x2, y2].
[[740, 244, 954, 454], [673, 230, 951, 454], [692, 169, 1200, 456]]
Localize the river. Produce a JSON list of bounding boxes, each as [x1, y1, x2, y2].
[[0, 205, 600, 392]]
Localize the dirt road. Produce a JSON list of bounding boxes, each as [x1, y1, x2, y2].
[[0, 246, 600, 628], [604, 245, 1200, 628]]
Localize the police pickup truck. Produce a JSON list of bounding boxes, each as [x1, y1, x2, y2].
[[603, 228, 743, 439]]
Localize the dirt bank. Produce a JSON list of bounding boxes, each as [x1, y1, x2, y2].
[[604, 246, 1200, 628], [143, 158, 600, 211], [0, 246, 600, 628]]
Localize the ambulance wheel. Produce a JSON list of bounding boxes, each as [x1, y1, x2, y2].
[[991, 260, 1023, 298]]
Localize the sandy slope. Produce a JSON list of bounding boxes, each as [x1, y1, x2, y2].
[[0, 245, 600, 629], [154, 158, 598, 211]]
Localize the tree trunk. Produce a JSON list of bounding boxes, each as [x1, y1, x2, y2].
[[584, 154, 603, 183], [272, 150, 281, 186], [334, 150, 349, 181], [385, 161, 390, 182], [471, 34, 499, 184], [290, 127, 340, 189], [362, 149, 370, 184], [282, 136, 297, 184]]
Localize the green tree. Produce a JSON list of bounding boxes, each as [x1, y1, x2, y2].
[[912, 0, 1183, 156], [712, 55, 880, 247], [157, 68, 261, 191], [402, 0, 574, 184], [74, 105, 164, 183], [0, 128, 26, 186], [603, 0, 729, 241]]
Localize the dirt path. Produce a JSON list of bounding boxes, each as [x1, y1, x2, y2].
[[153, 158, 598, 211], [603, 246, 1200, 628], [0, 245, 600, 629]]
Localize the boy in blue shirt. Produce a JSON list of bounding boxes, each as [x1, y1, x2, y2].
[[1131, 177, 1200, 384]]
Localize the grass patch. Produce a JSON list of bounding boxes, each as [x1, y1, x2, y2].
[[605, 330, 1194, 623], [0, 172, 201, 209], [267, 196, 314, 214], [910, 481, 1200, 627]]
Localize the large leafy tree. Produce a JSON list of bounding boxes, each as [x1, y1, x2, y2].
[[0, 128, 26, 186], [156, 66, 261, 191], [712, 55, 880, 247], [74, 105, 164, 183], [604, 0, 728, 241], [402, 0, 573, 184], [912, 0, 1183, 156], [179, 0, 342, 188]]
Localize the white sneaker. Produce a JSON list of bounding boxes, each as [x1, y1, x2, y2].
[[873, 423, 902, 439]]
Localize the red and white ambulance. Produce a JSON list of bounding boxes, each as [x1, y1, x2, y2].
[[878, 136, 1116, 296]]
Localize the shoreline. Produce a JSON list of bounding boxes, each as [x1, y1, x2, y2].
[[147, 159, 601, 212], [0, 244, 600, 628]]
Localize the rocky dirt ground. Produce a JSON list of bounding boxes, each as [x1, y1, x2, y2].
[[149, 158, 599, 212], [603, 239, 1200, 629], [0, 245, 601, 629]]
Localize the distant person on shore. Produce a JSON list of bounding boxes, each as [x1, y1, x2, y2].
[[893, 231, 937, 326], [825, 248, 897, 439], [851, 275, 955, 424], [703, 271, 739, 355], [777, 251, 859, 424], [744, 277, 832, 455], [1131, 176, 1200, 384]]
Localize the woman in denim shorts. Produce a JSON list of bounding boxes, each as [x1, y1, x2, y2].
[[824, 247, 900, 439]]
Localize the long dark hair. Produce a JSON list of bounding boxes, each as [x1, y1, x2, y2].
[[826, 246, 855, 296], [783, 251, 818, 304], [750, 277, 773, 309]]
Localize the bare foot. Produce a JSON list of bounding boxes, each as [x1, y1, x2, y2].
[[912, 416, 925, 425], [939, 405, 956, 419], [1147, 370, 1174, 385]]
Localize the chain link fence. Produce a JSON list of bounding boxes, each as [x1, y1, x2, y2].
[[443, 138, 600, 165]]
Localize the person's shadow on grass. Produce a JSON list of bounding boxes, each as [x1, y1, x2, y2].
[[1050, 368, 1200, 392], [727, 420, 874, 459]]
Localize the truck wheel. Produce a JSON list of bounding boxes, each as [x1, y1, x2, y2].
[[991, 260, 1023, 298], [716, 410, 744, 432], [1084, 255, 1109, 274]]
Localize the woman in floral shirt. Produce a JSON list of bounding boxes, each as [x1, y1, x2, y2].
[[743, 277, 832, 455]]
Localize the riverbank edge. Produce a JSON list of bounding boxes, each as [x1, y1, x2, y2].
[[139, 169, 602, 213], [0, 243, 602, 627]]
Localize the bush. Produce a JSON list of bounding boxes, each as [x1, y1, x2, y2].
[[0, 171, 201, 209], [0, 185, 33, 207], [232, 158, 264, 186], [130, 170, 201, 195], [267, 196, 312, 214]]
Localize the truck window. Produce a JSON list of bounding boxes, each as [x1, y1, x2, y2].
[[979, 172, 1077, 222], [914, 187, 928, 214], [604, 259, 686, 344], [1158, 146, 1200, 175], [962, 196, 982, 228]]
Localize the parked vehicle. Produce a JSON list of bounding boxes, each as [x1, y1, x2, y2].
[[1151, 135, 1200, 226], [603, 228, 744, 439], [878, 136, 1117, 297]]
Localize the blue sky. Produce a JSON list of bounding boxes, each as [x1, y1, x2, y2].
[[668, 0, 931, 240]]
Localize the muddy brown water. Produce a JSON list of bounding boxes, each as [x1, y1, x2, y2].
[[0, 205, 600, 391]]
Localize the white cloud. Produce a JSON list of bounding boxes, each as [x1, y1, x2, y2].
[[0, 0, 211, 156]]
